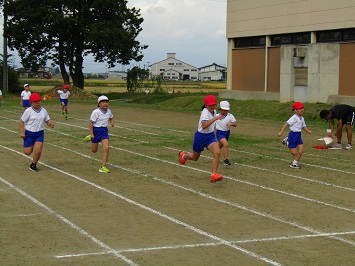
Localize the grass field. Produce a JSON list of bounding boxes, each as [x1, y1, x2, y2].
[[0, 98, 354, 265]]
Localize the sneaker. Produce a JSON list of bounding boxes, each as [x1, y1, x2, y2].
[[29, 163, 39, 172], [84, 135, 91, 142], [345, 144, 352, 150], [61, 111, 65, 116], [65, 116, 68, 120], [290, 164, 301, 169], [282, 137, 288, 145], [210, 173, 223, 182], [99, 166, 110, 173], [179, 151, 186, 165], [224, 159, 231, 166], [332, 143, 342, 149]]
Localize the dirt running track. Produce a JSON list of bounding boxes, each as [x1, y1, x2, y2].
[[0, 101, 354, 265]]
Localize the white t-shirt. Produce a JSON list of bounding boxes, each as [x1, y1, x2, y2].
[[58, 90, 71, 99], [0, 90, 2, 96], [286, 114, 306, 132], [90, 107, 113, 127], [20, 107, 51, 132], [21, 90, 31, 100], [216, 113, 237, 131], [198, 108, 216, 134]]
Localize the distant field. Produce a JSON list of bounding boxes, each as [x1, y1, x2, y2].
[[20, 78, 225, 94]]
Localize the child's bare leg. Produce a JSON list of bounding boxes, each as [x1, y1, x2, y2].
[[184, 151, 201, 161], [219, 138, 229, 160], [101, 139, 109, 166], [295, 144, 304, 161], [208, 142, 221, 173], [91, 143, 99, 153], [32, 142, 43, 164]]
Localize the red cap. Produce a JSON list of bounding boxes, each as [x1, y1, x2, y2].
[[30, 93, 42, 103], [204, 95, 217, 106], [292, 102, 304, 109], [63, 85, 69, 89]]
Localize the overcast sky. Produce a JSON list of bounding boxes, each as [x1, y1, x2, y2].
[[1, 0, 227, 73]]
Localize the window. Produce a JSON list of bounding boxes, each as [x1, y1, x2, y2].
[[234, 36, 266, 48], [271, 32, 310, 46], [176, 63, 182, 65], [184, 69, 189, 71], [191, 69, 197, 71], [168, 63, 174, 65], [317, 28, 355, 43], [160, 69, 165, 71]]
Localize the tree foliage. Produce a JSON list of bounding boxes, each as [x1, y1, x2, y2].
[[4, 0, 147, 89], [126, 66, 149, 92]]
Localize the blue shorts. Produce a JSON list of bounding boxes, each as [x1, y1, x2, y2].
[[288, 131, 303, 149], [22, 100, 31, 108], [192, 131, 216, 153], [24, 130, 44, 148], [60, 99, 68, 106], [216, 130, 230, 141], [92, 127, 109, 143]]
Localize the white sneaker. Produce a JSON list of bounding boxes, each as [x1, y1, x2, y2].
[[332, 143, 342, 149], [282, 137, 288, 145], [345, 144, 352, 150], [290, 164, 300, 169]]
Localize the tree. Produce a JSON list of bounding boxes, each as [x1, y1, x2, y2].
[[3, 0, 147, 89], [0, 57, 20, 93], [126, 66, 149, 92]]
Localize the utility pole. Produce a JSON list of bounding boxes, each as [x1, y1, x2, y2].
[[3, 0, 8, 92]]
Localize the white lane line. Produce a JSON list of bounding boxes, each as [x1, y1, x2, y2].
[[0, 145, 281, 266], [13, 140, 355, 247], [0, 176, 137, 266], [0, 213, 44, 217], [254, 144, 353, 162], [235, 149, 355, 175]]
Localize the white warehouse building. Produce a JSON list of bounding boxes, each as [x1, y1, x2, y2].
[[150, 53, 199, 80]]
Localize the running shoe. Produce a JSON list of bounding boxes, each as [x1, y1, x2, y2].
[[29, 163, 39, 172], [282, 137, 288, 145], [99, 166, 110, 173], [65, 116, 68, 120], [84, 135, 91, 142], [289, 164, 300, 169], [224, 159, 231, 166], [332, 143, 342, 149], [210, 173, 223, 182], [179, 151, 186, 164], [345, 144, 352, 150]]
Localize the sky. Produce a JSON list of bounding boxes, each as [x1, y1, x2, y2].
[[1, 0, 227, 73]]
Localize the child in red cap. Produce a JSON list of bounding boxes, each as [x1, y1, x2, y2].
[[278, 102, 312, 169], [179, 95, 224, 182], [58, 84, 71, 119], [19, 93, 54, 171]]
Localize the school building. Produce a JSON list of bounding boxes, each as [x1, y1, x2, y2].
[[220, 0, 355, 104]]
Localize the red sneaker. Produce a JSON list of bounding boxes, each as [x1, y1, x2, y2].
[[179, 151, 186, 165], [210, 173, 223, 182]]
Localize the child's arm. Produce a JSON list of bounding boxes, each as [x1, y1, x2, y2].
[[19, 121, 25, 138], [89, 121, 94, 139], [201, 115, 223, 129], [303, 127, 312, 134], [227, 121, 237, 127], [46, 120, 54, 128], [278, 123, 288, 137], [109, 118, 114, 127]]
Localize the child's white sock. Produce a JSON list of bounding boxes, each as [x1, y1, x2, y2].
[[293, 160, 298, 165]]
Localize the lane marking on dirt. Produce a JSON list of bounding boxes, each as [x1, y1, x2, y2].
[[0, 145, 282, 266], [0, 213, 45, 217], [3, 136, 354, 248], [0, 176, 137, 266]]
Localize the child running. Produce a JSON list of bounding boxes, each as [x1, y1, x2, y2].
[[216, 100, 237, 166], [278, 102, 312, 169], [20, 84, 31, 110], [179, 95, 224, 182], [19, 93, 54, 171], [58, 84, 71, 119], [0, 89, 4, 107], [85, 95, 114, 173]]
